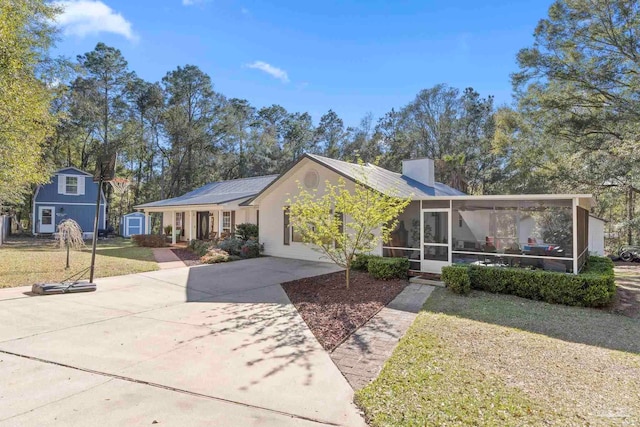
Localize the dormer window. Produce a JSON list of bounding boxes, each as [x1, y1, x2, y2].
[[66, 176, 78, 195], [58, 173, 85, 195]]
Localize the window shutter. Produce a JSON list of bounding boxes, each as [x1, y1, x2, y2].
[[57, 175, 66, 195], [283, 207, 290, 245], [78, 176, 85, 195]]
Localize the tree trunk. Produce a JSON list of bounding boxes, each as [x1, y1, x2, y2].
[[345, 266, 350, 290], [628, 186, 634, 245]]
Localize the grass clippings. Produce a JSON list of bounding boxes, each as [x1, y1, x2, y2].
[[282, 270, 408, 350], [356, 287, 640, 426]]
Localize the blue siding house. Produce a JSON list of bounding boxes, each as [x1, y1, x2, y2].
[[32, 167, 107, 236]]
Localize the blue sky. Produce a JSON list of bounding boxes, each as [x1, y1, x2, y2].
[[53, 0, 551, 127]]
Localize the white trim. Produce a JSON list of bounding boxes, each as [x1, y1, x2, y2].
[[33, 202, 100, 206], [38, 206, 55, 233], [451, 250, 574, 261], [417, 194, 593, 201], [382, 246, 420, 251], [172, 211, 176, 245], [55, 167, 92, 176]]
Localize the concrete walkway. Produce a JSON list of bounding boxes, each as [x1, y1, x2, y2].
[[0, 258, 365, 426], [331, 283, 434, 390], [152, 247, 186, 269]]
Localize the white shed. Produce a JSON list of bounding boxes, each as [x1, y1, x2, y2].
[[120, 212, 146, 237], [589, 215, 606, 256]]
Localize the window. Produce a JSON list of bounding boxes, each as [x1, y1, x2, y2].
[[292, 226, 305, 242], [222, 211, 231, 232], [283, 207, 290, 245], [65, 176, 78, 194], [41, 209, 52, 225]]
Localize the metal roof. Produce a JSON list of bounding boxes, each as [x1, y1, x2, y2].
[[304, 154, 466, 197], [135, 175, 279, 209]]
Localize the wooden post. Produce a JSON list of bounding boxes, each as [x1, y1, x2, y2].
[[89, 177, 102, 283]]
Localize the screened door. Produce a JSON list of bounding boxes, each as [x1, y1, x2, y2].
[[421, 209, 450, 273]]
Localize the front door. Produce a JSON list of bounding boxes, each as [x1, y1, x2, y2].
[[196, 211, 209, 240], [39, 206, 55, 233], [421, 209, 450, 273], [126, 217, 141, 236]]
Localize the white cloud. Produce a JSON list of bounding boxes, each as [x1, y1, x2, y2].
[[182, 0, 209, 6], [246, 61, 289, 83], [55, 1, 138, 42]]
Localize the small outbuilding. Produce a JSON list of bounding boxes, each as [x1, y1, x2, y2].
[[589, 215, 606, 256], [120, 212, 146, 237]]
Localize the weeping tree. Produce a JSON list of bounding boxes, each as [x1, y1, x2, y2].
[[287, 172, 410, 289], [55, 219, 85, 269]]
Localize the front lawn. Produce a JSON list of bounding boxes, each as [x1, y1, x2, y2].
[[356, 288, 640, 426], [0, 237, 158, 288]]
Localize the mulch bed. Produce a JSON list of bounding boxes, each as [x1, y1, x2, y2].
[[282, 270, 408, 351], [171, 248, 202, 266]]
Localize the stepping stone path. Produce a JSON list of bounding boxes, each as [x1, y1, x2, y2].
[[330, 283, 435, 390]]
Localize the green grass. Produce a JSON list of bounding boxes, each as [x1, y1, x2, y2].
[[0, 237, 158, 288], [356, 288, 640, 426]]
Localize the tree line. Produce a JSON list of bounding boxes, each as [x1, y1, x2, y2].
[[2, 0, 639, 247]]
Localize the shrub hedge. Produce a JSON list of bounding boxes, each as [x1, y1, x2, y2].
[[352, 253, 379, 271], [132, 234, 167, 247], [188, 239, 213, 256], [368, 257, 410, 280], [441, 265, 471, 295], [235, 223, 259, 241], [441, 256, 616, 307]]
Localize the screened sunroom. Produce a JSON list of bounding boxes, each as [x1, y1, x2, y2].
[[383, 195, 592, 275]]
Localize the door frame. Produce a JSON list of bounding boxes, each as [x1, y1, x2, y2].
[[196, 211, 209, 240], [420, 208, 451, 273], [38, 206, 55, 233]]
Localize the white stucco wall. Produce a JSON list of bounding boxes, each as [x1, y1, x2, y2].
[[256, 158, 383, 262], [589, 216, 605, 256]]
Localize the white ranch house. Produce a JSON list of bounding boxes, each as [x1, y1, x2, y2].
[[136, 154, 603, 275]]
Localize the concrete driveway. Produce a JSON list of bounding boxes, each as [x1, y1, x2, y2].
[[0, 257, 366, 426]]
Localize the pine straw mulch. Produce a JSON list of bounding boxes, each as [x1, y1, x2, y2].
[[171, 248, 202, 266], [281, 270, 408, 351], [612, 262, 640, 319]]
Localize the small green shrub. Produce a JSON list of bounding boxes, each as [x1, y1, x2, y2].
[[235, 223, 259, 241], [441, 265, 471, 295], [164, 225, 172, 235], [200, 248, 230, 264], [352, 253, 380, 271], [132, 234, 167, 247], [188, 239, 213, 257], [218, 237, 244, 256], [240, 239, 261, 258], [368, 257, 410, 280], [460, 256, 616, 307]]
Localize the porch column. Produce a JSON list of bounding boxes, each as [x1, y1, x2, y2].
[[172, 211, 177, 245], [144, 212, 150, 235], [218, 210, 223, 235], [188, 211, 193, 241]]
